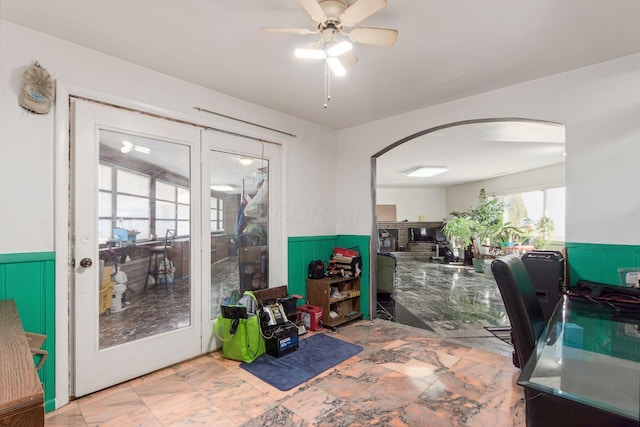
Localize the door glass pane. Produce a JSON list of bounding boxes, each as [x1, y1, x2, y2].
[[98, 220, 112, 244], [156, 200, 175, 219], [178, 204, 189, 220], [98, 129, 191, 349], [116, 194, 149, 217], [210, 151, 269, 320], [99, 164, 112, 190], [177, 188, 190, 204], [177, 220, 189, 237], [156, 181, 176, 201], [98, 192, 111, 217], [117, 169, 149, 197]]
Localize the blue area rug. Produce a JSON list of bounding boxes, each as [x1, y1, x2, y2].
[[239, 333, 363, 391]]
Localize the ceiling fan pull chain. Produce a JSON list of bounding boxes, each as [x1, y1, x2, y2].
[[324, 59, 331, 109]]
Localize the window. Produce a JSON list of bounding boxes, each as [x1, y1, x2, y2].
[[156, 180, 190, 238], [98, 165, 150, 243], [211, 196, 224, 232], [98, 165, 190, 243], [502, 187, 565, 242]]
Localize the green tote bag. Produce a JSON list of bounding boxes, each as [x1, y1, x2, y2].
[[215, 292, 266, 363]]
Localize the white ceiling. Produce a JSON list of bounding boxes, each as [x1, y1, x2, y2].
[[3, 0, 640, 188], [376, 120, 566, 188]]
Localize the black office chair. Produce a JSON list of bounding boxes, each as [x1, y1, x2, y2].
[[491, 254, 546, 368]]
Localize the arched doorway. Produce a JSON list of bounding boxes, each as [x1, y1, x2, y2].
[[369, 118, 565, 334]]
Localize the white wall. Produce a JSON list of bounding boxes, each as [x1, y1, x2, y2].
[[338, 54, 640, 246], [376, 188, 446, 222], [0, 20, 338, 254]]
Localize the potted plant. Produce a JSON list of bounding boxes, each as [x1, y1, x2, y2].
[[523, 215, 555, 249], [443, 189, 527, 271], [442, 215, 477, 257]]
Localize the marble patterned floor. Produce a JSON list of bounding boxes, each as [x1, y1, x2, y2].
[[377, 257, 513, 357], [62, 255, 523, 426], [99, 257, 239, 349], [46, 320, 525, 426]]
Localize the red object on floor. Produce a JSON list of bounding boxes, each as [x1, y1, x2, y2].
[[297, 304, 323, 331]]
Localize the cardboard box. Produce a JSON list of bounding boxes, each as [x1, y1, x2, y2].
[[99, 282, 114, 314], [239, 246, 265, 263], [102, 265, 114, 289], [336, 299, 353, 317]]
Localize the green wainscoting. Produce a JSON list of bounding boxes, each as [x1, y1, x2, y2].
[[288, 235, 371, 320], [565, 242, 640, 287], [0, 252, 56, 412]]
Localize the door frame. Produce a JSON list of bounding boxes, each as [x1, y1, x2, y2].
[[54, 82, 289, 407]]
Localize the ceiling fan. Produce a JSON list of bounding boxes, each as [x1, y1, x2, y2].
[[262, 0, 398, 77]]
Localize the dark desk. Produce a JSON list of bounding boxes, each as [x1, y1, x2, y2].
[[518, 295, 640, 426]]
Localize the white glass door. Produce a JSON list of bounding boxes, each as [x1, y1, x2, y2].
[[72, 100, 202, 396], [201, 131, 282, 347]]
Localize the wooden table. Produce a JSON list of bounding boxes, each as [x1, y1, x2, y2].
[[0, 300, 44, 426]]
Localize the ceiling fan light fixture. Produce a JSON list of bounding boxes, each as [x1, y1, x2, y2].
[[327, 40, 352, 56], [406, 166, 449, 178], [327, 56, 346, 76], [210, 185, 235, 192], [120, 140, 133, 154], [133, 145, 151, 154], [294, 48, 326, 59]]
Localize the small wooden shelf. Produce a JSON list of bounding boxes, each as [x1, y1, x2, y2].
[[306, 275, 362, 329]]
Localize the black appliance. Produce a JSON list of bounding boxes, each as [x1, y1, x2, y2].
[[264, 323, 298, 358], [409, 227, 445, 243], [521, 250, 565, 322]]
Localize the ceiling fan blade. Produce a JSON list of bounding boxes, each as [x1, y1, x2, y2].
[[304, 41, 324, 50], [297, 0, 327, 23], [261, 27, 317, 35], [348, 27, 398, 46], [340, 0, 387, 27]]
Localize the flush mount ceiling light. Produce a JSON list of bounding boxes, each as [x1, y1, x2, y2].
[[406, 166, 450, 178], [210, 185, 235, 192], [238, 157, 254, 166], [121, 140, 151, 155], [262, 0, 398, 108]]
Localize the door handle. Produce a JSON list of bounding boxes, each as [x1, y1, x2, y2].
[[79, 258, 93, 268]]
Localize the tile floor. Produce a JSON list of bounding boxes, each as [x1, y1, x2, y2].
[[50, 256, 524, 426], [377, 257, 513, 357], [46, 320, 524, 426]]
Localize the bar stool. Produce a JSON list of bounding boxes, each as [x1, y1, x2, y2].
[[145, 229, 175, 291]]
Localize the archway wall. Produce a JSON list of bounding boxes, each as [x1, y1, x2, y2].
[[337, 52, 640, 248]]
